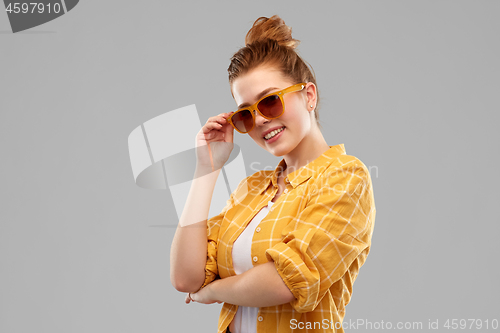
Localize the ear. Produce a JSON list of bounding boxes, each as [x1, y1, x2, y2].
[[304, 82, 317, 111]]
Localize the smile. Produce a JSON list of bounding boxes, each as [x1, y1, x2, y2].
[[264, 126, 285, 142]]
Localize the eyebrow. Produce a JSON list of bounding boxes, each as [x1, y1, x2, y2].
[[237, 87, 279, 109]]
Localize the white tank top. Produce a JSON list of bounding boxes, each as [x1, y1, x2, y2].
[[231, 200, 274, 333]]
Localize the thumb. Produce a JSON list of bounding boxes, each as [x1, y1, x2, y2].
[[224, 113, 235, 142]]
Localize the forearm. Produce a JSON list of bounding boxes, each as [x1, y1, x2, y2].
[[207, 261, 296, 307], [170, 165, 220, 292]]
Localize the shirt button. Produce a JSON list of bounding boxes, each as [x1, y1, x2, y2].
[[256, 227, 261, 232], [284, 189, 288, 193], [258, 316, 263, 322], [253, 256, 258, 262]]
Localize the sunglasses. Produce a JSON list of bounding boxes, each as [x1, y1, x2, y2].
[[228, 83, 306, 134]]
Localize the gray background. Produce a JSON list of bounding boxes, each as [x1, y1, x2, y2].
[[1, 1, 499, 332]]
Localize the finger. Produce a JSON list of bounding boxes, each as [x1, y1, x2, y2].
[[224, 118, 234, 142], [207, 115, 226, 124], [203, 121, 224, 134], [207, 115, 228, 126], [202, 114, 233, 135], [204, 130, 224, 141]]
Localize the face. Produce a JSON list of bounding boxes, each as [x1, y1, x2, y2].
[[231, 65, 316, 157]]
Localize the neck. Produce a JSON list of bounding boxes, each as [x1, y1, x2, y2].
[[282, 125, 329, 177]]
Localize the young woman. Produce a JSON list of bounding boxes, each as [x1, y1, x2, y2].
[[170, 15, 376, 333]]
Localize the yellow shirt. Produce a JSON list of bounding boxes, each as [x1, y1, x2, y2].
[[201, 144, 376, 333]]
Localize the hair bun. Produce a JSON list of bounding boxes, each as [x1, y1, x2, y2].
[[245, 15, 300, 49]]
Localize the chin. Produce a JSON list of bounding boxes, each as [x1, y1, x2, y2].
[[269, 144, 292, 157]]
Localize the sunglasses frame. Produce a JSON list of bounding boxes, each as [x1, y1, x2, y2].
[[228, 82, 307, 134]]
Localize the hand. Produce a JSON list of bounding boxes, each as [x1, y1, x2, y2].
[[195, 112, 235, 172], [184, 285, 222, 305]]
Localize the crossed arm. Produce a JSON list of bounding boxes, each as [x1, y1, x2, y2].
[[186, 261, 296, 307], [171, 166, 295, 307]]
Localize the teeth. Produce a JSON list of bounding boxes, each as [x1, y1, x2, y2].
[[264, 127, 285, 140]]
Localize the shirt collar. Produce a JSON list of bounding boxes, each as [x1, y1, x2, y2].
[[259, 143, 346, 195]]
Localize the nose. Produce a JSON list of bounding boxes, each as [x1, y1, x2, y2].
[[254, 110, 270, 127]]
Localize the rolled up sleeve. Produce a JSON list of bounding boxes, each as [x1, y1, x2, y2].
[[200, 175, 251, 290], [265, 165, 375, 313], [199, 194, 233, 290]]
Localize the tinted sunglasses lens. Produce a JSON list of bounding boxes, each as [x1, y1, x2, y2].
[[257, 94, 283, 118], [232, 109, 253, 133]]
